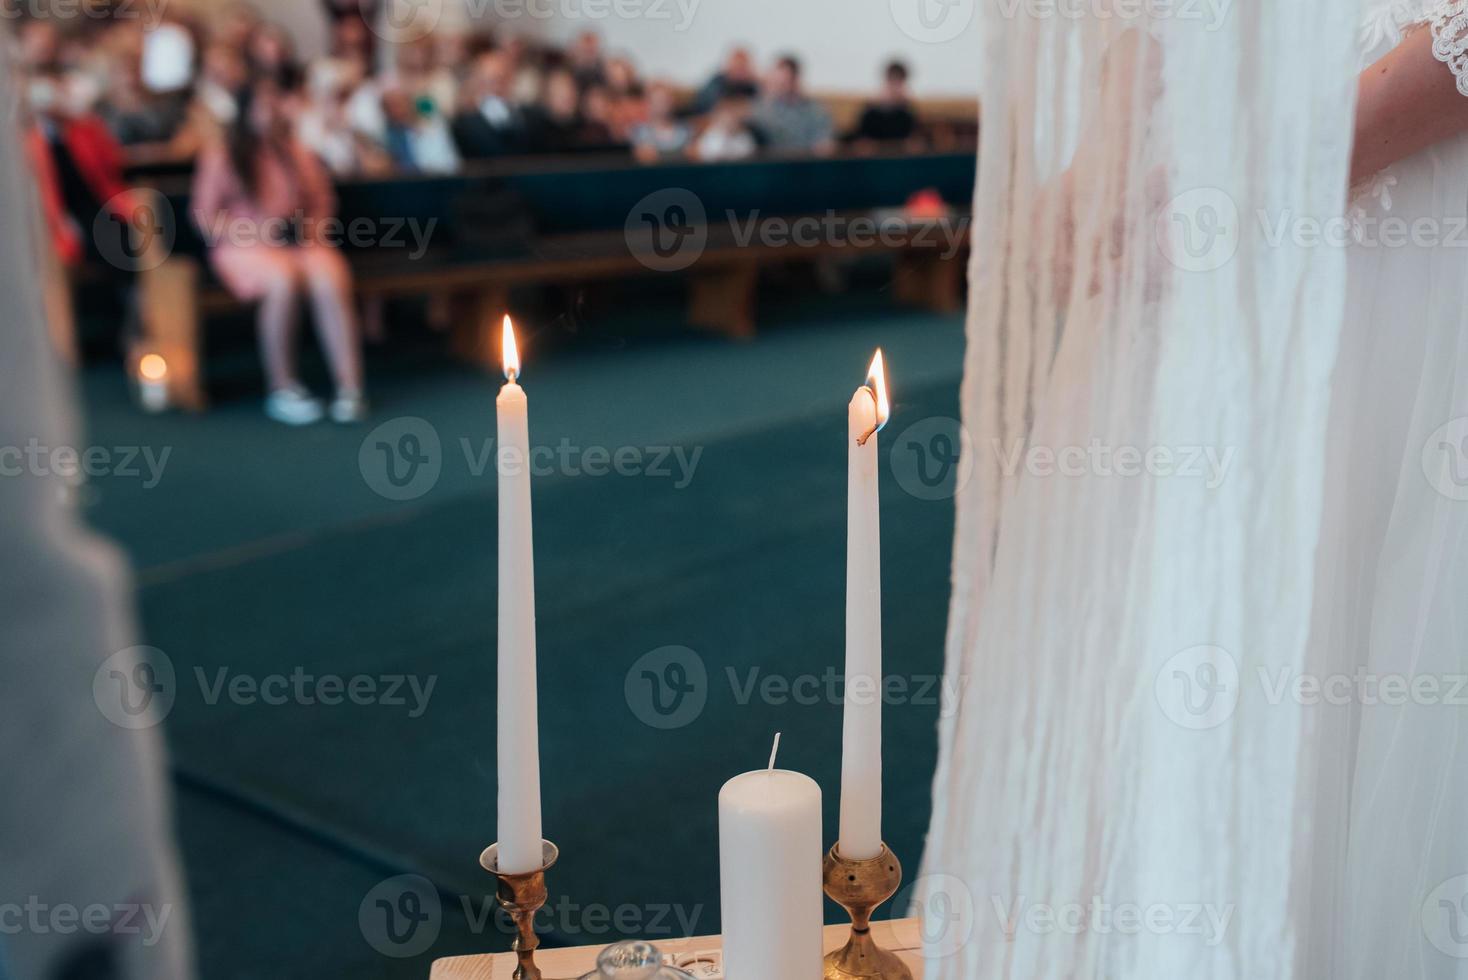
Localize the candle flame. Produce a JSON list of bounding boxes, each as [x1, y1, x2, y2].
[[857, 349, 890, 445], [502, 315, 520, 381], [138, 353, 168, 382]]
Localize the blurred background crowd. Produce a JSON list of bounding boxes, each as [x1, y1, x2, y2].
[[15, 0, 976, 425], [16, 0, 952, 181]]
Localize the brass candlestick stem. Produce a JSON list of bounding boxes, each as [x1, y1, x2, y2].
[[822, 843, 914, 980], [481, 840, 559, 980]]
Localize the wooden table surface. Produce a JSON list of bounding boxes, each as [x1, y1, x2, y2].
[[430, 917, 924, 979]]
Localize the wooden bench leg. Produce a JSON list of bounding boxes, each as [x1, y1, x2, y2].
[[688, 263, 758, 340], [893, 252, 964, 314], [450, 285, 510, 369], [138, 256, 207, 411]]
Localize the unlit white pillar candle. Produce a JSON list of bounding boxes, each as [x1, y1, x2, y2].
[[718, 749, 824, 979], [839, 353, 886, 861], [496, 317, 543, 875]]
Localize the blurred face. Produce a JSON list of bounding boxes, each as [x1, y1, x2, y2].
[[581, 86, 610, 123], [473, 53, 512, 99], [767, 62, 798, 99], [883, 70, 908, 101], [249, 86, 294, 140], [249, 28, 291, 70], [332, 18, 368, 59], [435, 33, 467, 69], [726, 49, 753, 82], [19, 22, 60, 69], [573, 32, 600, 66], [398, 40, 431, 75], [545, 71, 578, 118], [382, 89, 415, 125], [204, 44, 248, 90], [606, 58, 636, 91], [646, 83, 674, 120], [712, 98, 748, 128]]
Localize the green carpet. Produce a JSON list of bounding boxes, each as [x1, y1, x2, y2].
[[78, 295, 965, 979]]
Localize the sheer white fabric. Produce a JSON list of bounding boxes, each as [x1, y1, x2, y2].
[[918, 2, 1362, 978], [1309, 2, 1468, 976]]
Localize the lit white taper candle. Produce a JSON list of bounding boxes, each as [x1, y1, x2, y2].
[[839, 350, 889, 861], [496, 315, 543, 874]]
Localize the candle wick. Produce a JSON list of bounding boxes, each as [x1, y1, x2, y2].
[[767, 732, 782, 772], [856, 387, 880, 447]]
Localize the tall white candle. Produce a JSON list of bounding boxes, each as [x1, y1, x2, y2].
[[839, 351, 888, 861], [497, 316, 543, 875], [718, 739, 824, 979]]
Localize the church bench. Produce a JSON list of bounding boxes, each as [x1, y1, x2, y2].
[[134, 151, 975, 410]]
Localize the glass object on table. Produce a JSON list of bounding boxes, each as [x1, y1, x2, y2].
[[577, 941, 706, 979]]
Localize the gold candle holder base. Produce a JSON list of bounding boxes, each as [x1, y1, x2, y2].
[[822, 843, 914, 980], [481, 840, 560, 980]]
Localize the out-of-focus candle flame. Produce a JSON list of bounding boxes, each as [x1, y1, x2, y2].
[[138, 353, 168, 382], [866, 349, 890, 432], [502, 315, 520, 381]]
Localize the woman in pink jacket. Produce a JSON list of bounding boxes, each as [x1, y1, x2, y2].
[[192, 79, 365, 425]]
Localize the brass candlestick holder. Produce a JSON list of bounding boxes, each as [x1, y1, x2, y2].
[[481, 840, 560, 980], [822, 843, 913, 980]]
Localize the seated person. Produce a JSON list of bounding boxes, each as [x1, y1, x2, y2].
[[604, 56, 648, 138], [26, 69, 147, 341], [298, 58, 381, 175], [846, 60, 922, 151], [579, 84, 626, 150], [568, 30, 606, 89], [451, 51, 533, 159], [750, 55, 834, 155], [525, 68, 611, 152], [196, 41, 250, 128], [525, 68, 580, 152], [689, 95, 757, 162], [191, 81, 367, 425], [692, 46, 760, 115], [247, 22, 301, 89], [380, 86, 460, 174], [630, 82, 690, 162]]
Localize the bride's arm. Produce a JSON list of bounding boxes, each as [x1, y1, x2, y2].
[[1352, 16, 1468, 186]]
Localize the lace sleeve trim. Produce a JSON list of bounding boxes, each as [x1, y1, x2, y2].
[[1428, 1, 1468, 97]]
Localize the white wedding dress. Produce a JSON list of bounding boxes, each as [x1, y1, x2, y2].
[[1311, 3, 1468, 976], [918, 1, 1468, 977]]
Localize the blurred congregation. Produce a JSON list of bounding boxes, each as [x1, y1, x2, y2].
[[17, 1, 968, 175], [14, 0, 977, 425]]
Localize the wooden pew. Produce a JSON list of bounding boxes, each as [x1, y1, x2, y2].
[[138, 151, 975, 409]]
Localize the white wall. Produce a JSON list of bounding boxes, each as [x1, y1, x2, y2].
[[251, 0, 979, 98], [486, 0, 980, 96]]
